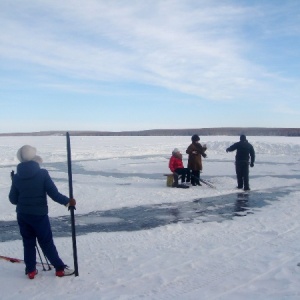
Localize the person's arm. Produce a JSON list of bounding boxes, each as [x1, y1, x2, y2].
[[250, 145, 255, 167], [43, 170, 71, 206], [226, 143, 238, 153], [169, 156, 176, 172], [195, 143, 207, 158], [186, 145, 191, 155], [9, 180, 19, 205]]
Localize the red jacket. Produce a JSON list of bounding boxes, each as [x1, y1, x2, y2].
[[169, 155, 184, 172]]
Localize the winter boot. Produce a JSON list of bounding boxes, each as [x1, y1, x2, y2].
[[56, 266, 75, 277], [27, 269, 38, 279], [195, 171, 201, 186]]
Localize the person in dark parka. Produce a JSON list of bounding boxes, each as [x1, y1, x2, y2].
[[186, 134, 207, 186], [9, 145, 76, 279], [226, 135, 255, 191]]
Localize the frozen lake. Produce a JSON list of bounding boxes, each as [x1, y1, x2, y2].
[[1, 135, 300, 299]]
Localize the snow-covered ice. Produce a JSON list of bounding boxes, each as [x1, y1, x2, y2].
[[0, 135, 300, 299]]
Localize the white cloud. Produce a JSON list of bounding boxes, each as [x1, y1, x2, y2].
[[0, 0, 299, 103]]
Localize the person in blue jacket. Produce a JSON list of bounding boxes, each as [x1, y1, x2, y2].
[[9, 145, 76, 279], [226, 135, 255, 191]]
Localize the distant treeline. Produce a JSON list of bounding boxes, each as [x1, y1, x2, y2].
[[1, 128, 300, 137]]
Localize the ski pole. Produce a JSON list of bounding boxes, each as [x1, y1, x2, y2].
[[36, 245, 46, 271], [190, 173, 216, 189], [66, 132, 79, 277], [38, 244, 52, 270]]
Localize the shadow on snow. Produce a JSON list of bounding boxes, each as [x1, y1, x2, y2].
[[0, 187, 293, 242]]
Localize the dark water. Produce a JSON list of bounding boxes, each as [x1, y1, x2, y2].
[[0, 187, 292, 242]]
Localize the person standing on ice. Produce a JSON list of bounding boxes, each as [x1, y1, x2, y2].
[[226, 134, 255, 191], [186, 134, 207, 186], [169, 148, 191, 186], [9, 145, 76, 279]]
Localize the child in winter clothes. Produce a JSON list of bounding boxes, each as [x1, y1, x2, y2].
[[186, 134, 207, 186], [9, 145, 76, 279], [169, 148, 190, 186]]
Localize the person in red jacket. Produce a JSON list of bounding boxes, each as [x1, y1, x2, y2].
[[169, 148, 190, 186]]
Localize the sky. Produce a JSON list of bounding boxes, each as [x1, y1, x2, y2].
[[0, 0, 299, 133]]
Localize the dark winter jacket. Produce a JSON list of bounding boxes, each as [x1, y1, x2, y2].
[[226, 140, 255, 164], [9, 161, 69, 215], [186, 142, 207, 171]]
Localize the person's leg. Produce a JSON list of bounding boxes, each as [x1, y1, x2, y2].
[[175, 169, 185, 183], [17, 214, 37, 274], [33, 215, 65, 271], [191, 170, 199, 186], [243, 163, 250, 190], [181, 170, 186, 183], [173, 172, 179, 187], [235, 162, 243, 188], [190, 172, 194, 185], [185, 168, 191, 182], [196, 171, 201, 185]]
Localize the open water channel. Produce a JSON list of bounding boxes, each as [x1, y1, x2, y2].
[[0, 187, 291, 242]]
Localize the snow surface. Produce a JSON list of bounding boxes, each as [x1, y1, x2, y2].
[[0, 136, 300, 299]]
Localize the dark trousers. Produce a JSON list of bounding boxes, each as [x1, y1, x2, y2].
[[17, 213, 65, 273], [235, 161, 249, 189], [191, 170, 200, 185], [174, 168, 190, 184]]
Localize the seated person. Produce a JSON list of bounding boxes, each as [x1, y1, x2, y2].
[[169, 148, 190, 186]]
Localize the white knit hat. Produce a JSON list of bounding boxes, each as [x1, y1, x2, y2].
[[17, 145, 43, 164], [172, 148, 180, 154]]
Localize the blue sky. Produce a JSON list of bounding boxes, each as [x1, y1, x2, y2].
[[0, 0, 299, 133]]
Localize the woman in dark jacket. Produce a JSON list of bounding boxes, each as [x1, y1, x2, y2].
[[9, 145, 76, 279], [186, 135, 207, 186]]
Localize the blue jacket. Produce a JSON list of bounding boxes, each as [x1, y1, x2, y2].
[[9, 161, 69, 215]]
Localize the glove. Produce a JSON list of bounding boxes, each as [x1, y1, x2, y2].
[[203, 153, 207, 158], [250, 163, 254, 168], [66, 198, 76, 207], [226, 148, 229, 153]]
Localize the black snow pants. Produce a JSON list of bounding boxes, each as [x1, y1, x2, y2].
[[191, 170, 201, 185], [174, 168, 191, 185], [235, 161, 250, 190]]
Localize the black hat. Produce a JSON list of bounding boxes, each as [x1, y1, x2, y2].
[[191, 134, 200, 142], [240, 134, 246, 141]]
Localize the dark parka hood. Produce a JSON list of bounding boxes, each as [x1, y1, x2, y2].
[[17, 161, 41, 179]]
